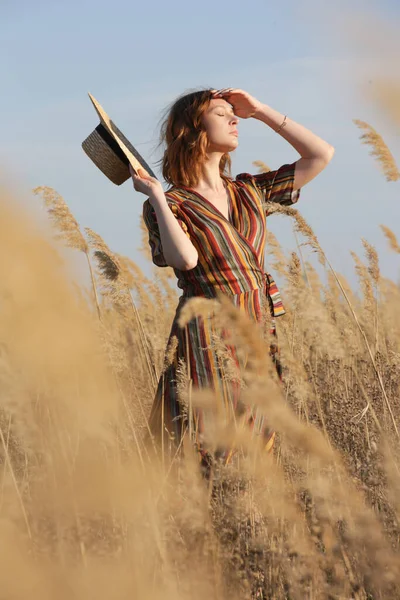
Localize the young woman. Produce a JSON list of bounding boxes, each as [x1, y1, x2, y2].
[[131, 87, 334, 473]]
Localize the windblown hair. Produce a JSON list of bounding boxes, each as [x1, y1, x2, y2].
[[156, 88, 233, 189]]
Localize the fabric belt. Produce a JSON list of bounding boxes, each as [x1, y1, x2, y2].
[[265, 272, 286, 318], [180, 272, 286, 319]]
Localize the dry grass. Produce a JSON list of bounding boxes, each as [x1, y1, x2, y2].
[[381, 225, 400, 254], [353, 119, 400, 182], [0, 113, 399, 599]]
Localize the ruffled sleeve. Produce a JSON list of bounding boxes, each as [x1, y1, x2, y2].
[[142, 199, 191, 268], [236, 161, 300, 208]]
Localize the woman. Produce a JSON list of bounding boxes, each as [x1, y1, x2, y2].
[[131, 87, 334, 472]]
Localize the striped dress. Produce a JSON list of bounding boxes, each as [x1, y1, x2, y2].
[[143, 162, 300, 469]]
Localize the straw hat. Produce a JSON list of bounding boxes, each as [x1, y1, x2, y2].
[[82, 93, 156, 185]]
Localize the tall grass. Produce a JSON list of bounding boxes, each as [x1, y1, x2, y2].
[[0, 118, 399, 599]]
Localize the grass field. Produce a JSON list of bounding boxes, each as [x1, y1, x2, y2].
[[0, 118, 399, 599]]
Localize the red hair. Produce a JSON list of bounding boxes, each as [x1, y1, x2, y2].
[[156, 88, 233, 189]]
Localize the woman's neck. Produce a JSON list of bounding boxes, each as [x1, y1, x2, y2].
[[194, 153, 226, 194]]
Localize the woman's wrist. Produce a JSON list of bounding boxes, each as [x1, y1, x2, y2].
[[149, 190, 167, 205], [253, 103, 286, 131]]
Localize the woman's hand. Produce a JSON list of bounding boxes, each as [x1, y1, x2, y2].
[[211, 88, 263, 119], [129, 164, 164, 203]]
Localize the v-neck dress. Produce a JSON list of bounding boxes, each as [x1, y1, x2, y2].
[[142, 162, 300, 468]]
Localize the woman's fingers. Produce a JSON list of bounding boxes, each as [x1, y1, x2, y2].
[[212, 87, 234, 96], [129, 164, 151, 182]]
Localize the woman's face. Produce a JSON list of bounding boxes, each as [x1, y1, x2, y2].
[[201, 98, 239, 153]]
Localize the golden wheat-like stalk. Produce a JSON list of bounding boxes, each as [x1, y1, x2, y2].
[[380, 225, 400, 254], [304, 260, 323, 297], [33, 186, 88, 251], [265, 229, 288, 276], [85, 228, 158, 389], [33, 186, 101, 319], [288, 251, 302, 287], [163, 335, 178, 373], [362, 238, 380, 286], [117, 255, 158, 316], [252, 160, 271, 173], [85, 229, 130, 304], [265, 203, 326, 267], [353, 119, 400, 182], [351, 250, 375, 310]]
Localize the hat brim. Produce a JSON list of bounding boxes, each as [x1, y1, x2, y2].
[[88, 93, 155, 178]]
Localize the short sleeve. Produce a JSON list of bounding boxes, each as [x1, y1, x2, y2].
[[236, 161, 300, 207], [142, 199, 191, 268]]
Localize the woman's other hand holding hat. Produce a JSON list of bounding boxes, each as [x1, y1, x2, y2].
[[129, 164, 164, 203]]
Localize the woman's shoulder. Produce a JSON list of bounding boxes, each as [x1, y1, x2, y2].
[[143, 191, 182, 207], [165, 188, 185, 203], [234, 172, 256, 185]]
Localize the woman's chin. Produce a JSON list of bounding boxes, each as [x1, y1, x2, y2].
[[208, 139, 239, 153], [224, 139, 239, 152]]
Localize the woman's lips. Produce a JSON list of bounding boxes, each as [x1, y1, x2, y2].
[[230, 131, 238, 137]]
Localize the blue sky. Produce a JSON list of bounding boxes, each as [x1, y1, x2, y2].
[[1, 0, 399, 293]]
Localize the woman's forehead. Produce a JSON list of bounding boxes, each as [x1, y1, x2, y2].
[[207, 98, 233, 111]]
